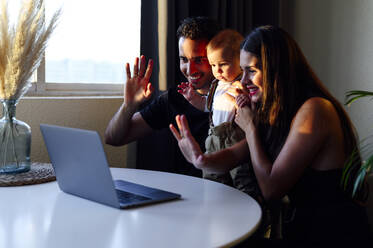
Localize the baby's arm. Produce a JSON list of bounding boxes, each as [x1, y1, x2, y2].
[[178, 82, 207, 111], [224, 82, 250, 108], [223, 81, 242, 107], [226, 81, 243, 98]]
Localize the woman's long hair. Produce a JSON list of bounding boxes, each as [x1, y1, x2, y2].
[[241, 26, 362, 198]]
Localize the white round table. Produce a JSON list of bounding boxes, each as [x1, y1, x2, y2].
[[0, 168, 262, 248]]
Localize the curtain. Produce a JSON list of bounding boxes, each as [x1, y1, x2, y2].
[[137, 0, 279, 172], [162, 0, 254, 92]]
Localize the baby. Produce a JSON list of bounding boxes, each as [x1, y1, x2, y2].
[[178, 29, 260, 197]]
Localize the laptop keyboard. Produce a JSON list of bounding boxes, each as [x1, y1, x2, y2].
[[116, 189, 151, 204]]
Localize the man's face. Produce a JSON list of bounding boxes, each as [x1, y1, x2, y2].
[[178, 37, 213, 92]]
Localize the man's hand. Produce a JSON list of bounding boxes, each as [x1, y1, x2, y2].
[[124, 55, 154, 107]]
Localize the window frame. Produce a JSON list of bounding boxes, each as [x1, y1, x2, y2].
[[25, 56, 124, 97], [24, 0, 140, 97]]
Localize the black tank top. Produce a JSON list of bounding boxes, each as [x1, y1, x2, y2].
[[284, 168, 372, 247]]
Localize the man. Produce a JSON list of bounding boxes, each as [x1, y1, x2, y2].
[[105, 17, 221, 177]]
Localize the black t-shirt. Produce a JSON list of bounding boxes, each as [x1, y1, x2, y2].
[[139, 87, 209, 177]]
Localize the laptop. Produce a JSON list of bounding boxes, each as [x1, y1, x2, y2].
[[40, 124, 181, 209]]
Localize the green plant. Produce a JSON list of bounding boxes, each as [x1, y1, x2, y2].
[[342, 90, 373, 197]]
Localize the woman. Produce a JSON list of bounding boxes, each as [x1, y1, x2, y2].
[[169, 26, 372, 247]]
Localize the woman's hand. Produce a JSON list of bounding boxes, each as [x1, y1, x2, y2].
[[235, 93, 251, 108], [124, 55, 154, 107], [169, 115, 206, 169], [235, 94, 256, 133], [170, 115, 250, 174]]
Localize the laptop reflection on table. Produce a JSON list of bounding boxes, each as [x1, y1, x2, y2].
[[46, 192, 120, 247], [40, 124, 181, 209]]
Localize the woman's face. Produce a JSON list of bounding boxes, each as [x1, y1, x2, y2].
[[240, 50, 263, 103]]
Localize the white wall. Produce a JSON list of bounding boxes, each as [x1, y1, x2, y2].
[[280, 0, 373, 229], [280, 0, 373, 140], [0, 97, 136, 168]]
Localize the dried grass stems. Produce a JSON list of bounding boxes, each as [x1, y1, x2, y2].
[[0, 0, 60, 100]]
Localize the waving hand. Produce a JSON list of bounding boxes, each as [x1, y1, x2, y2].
[[124, 55, 154, 107], [169, 115, 205, 167]]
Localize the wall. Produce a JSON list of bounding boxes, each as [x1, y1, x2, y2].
[[280, 0, 373, 139], [0, 97, 136, 168], [280, 0, 373, 229]]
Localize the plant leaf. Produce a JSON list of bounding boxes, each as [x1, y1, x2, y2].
[[345, 90, 373, 106], [353, 168, 366, 196]]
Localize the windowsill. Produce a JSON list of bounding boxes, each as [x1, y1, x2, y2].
[[22, 95, 123, 100], [24, 82, 124, 98]]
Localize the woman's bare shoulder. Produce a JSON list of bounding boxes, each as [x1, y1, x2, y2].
[[291, 97, 339, 132], [298, 97, 337, 118], [302, 97, 334, 110]]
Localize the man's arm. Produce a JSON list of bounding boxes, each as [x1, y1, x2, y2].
[[105, 104, 153, 146], [105, 55, 154, 146]]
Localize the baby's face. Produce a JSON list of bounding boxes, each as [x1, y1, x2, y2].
[[207, 48, 241, 82]]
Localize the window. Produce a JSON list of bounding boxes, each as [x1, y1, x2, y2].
[[21, 0, 141, 96]]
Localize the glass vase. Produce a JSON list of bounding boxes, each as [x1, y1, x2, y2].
[[0, 99, 31, 174]]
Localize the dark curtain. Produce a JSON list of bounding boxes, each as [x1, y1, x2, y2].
[[137, 0, 279, 173], [166, 0, 253, 89]]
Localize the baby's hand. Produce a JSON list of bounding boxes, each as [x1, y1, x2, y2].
[[224, 90, 251, 109], [178, 82, 205, 111], [232, 81, 242, 89], [226, 81, 243, 98], [178, 82, 198, 102]]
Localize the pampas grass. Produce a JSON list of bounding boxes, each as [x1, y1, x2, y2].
[[0, 0, 60, 100]]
